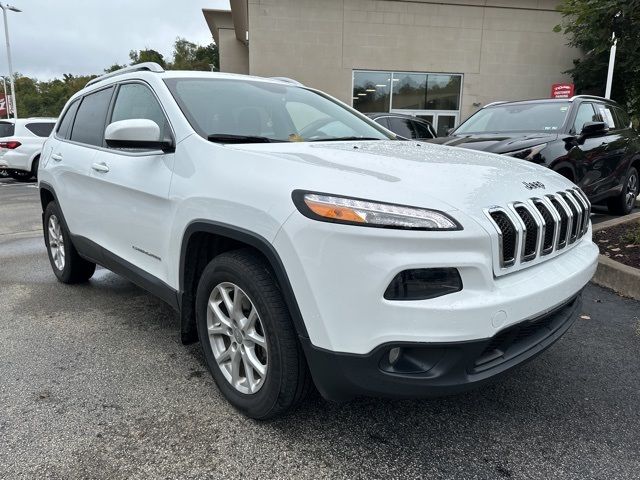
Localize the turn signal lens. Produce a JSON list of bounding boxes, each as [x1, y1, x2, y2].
[[293, 191, 461, 231], [303, 198, 366, 223]]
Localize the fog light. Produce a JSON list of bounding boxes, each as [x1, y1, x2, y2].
[[388, 347, 401, 365], [384, 268, 462, 301]]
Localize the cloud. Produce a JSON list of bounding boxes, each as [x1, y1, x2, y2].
[[1, 0, 230, 80]]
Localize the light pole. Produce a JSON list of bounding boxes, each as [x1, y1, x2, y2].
[[0, 3, 19, 119], [605, 11, 622, 100]]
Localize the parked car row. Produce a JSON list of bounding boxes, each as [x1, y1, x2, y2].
[[0, 117, 57, 181], [371, 97, 639, 216]]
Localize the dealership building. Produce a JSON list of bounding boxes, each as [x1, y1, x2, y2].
[[203, 0, 576, 135]]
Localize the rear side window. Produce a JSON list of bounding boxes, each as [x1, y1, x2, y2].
[[110, 83, 171, 142], [412, 120, 435, 139], [388, 117, 416, 139], [374, 117, 390, 129], [70, 86, 114, 146], [56, 100, 80, 139], [0, 122, 14, 137], [25, 122, 55, 137], [613, 107, 631, 129]]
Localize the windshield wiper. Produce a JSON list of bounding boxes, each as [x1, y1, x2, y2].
[[309, 136, 382, 142], [207, 134, 284, 144]]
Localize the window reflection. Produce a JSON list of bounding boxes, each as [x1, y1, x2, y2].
[[427, 75, 461, 110], [392, 73, 427, 110], [352, 72, 391, 113]]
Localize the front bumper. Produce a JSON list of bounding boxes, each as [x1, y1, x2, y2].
[[302, 293, 582, 401]]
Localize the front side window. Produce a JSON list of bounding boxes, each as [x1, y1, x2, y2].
[[110, 83, 171, 143], [412, 120, 435, 139], [26, 122, 55, 137], [164, 78, 393, 143], [70, 87, 114, 146], [595, 104, 618, 130], [572, 103, 596, 133], [455, 102, 571, 134]]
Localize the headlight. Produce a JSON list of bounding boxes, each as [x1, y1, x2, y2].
[[503, 143, 547, 161], [292, 191, 461, 230]]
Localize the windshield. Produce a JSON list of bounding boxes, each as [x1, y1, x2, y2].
[[164, 78, 394, 143], [455, 102, 571, 134]]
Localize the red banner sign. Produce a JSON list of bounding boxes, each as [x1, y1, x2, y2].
[[551, 83, 575, 99], [0, 94, 8, 117]]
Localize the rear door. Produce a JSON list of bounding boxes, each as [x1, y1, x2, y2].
[[88, 81, 175, 284], [52, 86, 115, 240], [593, 102, 629, 195]]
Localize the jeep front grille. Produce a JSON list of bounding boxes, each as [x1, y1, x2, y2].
[[486, 188, 591, 274]]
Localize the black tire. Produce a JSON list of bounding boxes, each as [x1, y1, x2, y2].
[[8, 169, 33, 182], [44, 201, 96, 284], [31, 156, 40, 180], [195, 249, 312, 419], [608, 166, 639, 216]]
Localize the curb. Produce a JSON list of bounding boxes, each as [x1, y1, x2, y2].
[[591, 213, 640, 300]]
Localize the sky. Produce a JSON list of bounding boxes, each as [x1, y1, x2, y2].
[[1, 0, 230, 80]]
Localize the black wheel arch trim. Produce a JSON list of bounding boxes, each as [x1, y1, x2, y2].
[[179, 220, 310, 339]]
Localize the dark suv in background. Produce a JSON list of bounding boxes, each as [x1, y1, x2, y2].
[[430, 96, 640, 215], [366, 112, 436, 140]]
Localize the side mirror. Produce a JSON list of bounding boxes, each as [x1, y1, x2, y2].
[[105, 119, 174, 151], [579, 121, 608, 139]]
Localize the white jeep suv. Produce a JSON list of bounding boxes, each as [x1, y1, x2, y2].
[[0, 117, 57, 181], [39, 63, 599, 419]]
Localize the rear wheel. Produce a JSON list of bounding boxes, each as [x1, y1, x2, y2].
[[9, 169, 33, 182], [44, 202, 96, 283], [608, 167, 639, 215], [195, 249, 312, 419]]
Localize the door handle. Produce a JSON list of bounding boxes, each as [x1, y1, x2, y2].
[[51, 153, 63, 162], [91, 162, 109, 173]]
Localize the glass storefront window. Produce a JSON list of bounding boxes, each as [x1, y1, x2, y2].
[[391, 73, 427, 110], [426, 75, 461, 110], [352, 72, 391, 113]]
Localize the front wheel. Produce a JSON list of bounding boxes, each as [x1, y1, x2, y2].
[[608, 167, 639, 215], [195, 249, 312, 419], [44, 202, 96, 283]]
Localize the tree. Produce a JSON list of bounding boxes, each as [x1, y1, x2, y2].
[[104, 63, 127, 73], [168, 37, 218, 71], [129, 49, 166, 68], [555, 0, 640, 117]]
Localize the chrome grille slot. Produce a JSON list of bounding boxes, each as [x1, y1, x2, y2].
[[548, 197, 569, 249], [489, 210, 517, 267], [486, 188, 591, 275], [559, 192, 580, 244], [514, 205, 538, 261], [533, 200, 555, 254]]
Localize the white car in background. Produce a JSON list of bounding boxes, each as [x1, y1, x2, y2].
[[0, 118, 57, 181]]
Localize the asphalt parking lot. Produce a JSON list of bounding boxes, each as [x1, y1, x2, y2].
[[1, 178, 639, 480]]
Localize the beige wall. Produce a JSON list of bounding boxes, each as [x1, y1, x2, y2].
[[245, 0, 577, 121], [219, 28, 250, 74]]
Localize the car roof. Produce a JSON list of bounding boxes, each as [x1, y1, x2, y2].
[[0, 117, 57, 124], [484, 96, 619, 108], [365, 112, 433, 123]]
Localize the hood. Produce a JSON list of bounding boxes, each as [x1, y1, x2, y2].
[[227, 140, 574, 216], [428, 132, 558, 154]]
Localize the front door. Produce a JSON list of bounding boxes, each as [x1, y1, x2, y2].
[[89, 82, 176, 285]]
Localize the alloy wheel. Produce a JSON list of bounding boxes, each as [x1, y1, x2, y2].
[[207, 282, 268, 394], [626, 172, 638, 210], [48, 215, 65, 271]]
